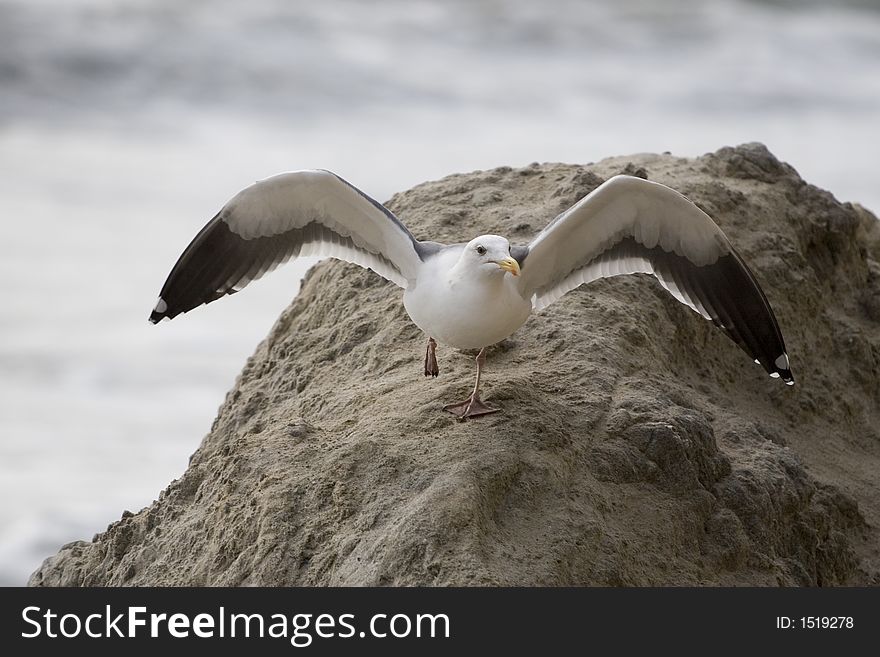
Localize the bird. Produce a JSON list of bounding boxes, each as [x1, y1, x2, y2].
[[149, 168, 794, 419]]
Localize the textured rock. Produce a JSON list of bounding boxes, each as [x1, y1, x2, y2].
[[30, 144, 880, 586]]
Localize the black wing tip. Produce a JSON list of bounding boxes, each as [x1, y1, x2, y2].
[[148, 297, 171, 324], [773, 370, 795, 386], [764, 352, 794, 386]]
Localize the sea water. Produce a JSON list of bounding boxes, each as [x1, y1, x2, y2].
[[1, 0, 878, 584]]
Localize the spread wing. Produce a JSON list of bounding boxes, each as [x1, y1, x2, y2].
[[149, 169, 427, 323], [517, 175, 794, 384]]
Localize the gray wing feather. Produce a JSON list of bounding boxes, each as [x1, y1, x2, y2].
[[150, 170, 434, 322], [519, 175, 793, 384]]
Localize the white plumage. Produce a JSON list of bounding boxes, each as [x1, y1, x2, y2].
[[403, 237, 532, 350]]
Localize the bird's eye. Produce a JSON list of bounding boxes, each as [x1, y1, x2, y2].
[[476, 245, 486, 255]]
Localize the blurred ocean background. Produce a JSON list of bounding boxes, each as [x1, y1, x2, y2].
[[1, 0, 878, 585]]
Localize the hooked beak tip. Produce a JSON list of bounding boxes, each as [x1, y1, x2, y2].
[[496, 257, 520, 276]]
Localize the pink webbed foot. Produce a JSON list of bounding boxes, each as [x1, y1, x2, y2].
[[442, 394, 500, 420]]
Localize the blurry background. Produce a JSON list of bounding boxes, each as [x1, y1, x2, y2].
[[1, 0, 878, 585]]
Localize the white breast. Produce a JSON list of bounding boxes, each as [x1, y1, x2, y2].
[[403, 248, 532, 350]]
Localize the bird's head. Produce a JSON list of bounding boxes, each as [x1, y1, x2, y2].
[[460, 235, 521, 277]]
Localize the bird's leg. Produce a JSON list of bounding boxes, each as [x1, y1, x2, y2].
[[442, 347, 500, 420], [424, 337, 439, 377]]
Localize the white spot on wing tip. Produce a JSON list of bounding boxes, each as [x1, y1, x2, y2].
[[785, 380, 794, 386], [154, 297, 168, 314], [770, 372, 780, 378]]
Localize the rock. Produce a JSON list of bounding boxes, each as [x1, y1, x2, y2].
[[29, 144, 880, 586]]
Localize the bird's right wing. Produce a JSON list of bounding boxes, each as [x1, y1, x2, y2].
[[149, 169, 427, 323], [517, 175, 793, 384]]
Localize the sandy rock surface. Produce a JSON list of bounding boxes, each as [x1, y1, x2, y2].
[[31, 143, 880, 586]]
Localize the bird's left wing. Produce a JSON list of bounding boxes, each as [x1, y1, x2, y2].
[[149, 169, 425, 323], [517, 175, 793, 384]]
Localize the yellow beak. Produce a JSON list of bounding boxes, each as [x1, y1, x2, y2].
[[495, 257, 521, 276]]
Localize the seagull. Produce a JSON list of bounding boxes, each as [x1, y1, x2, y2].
[[149, 169, 794, 419]]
